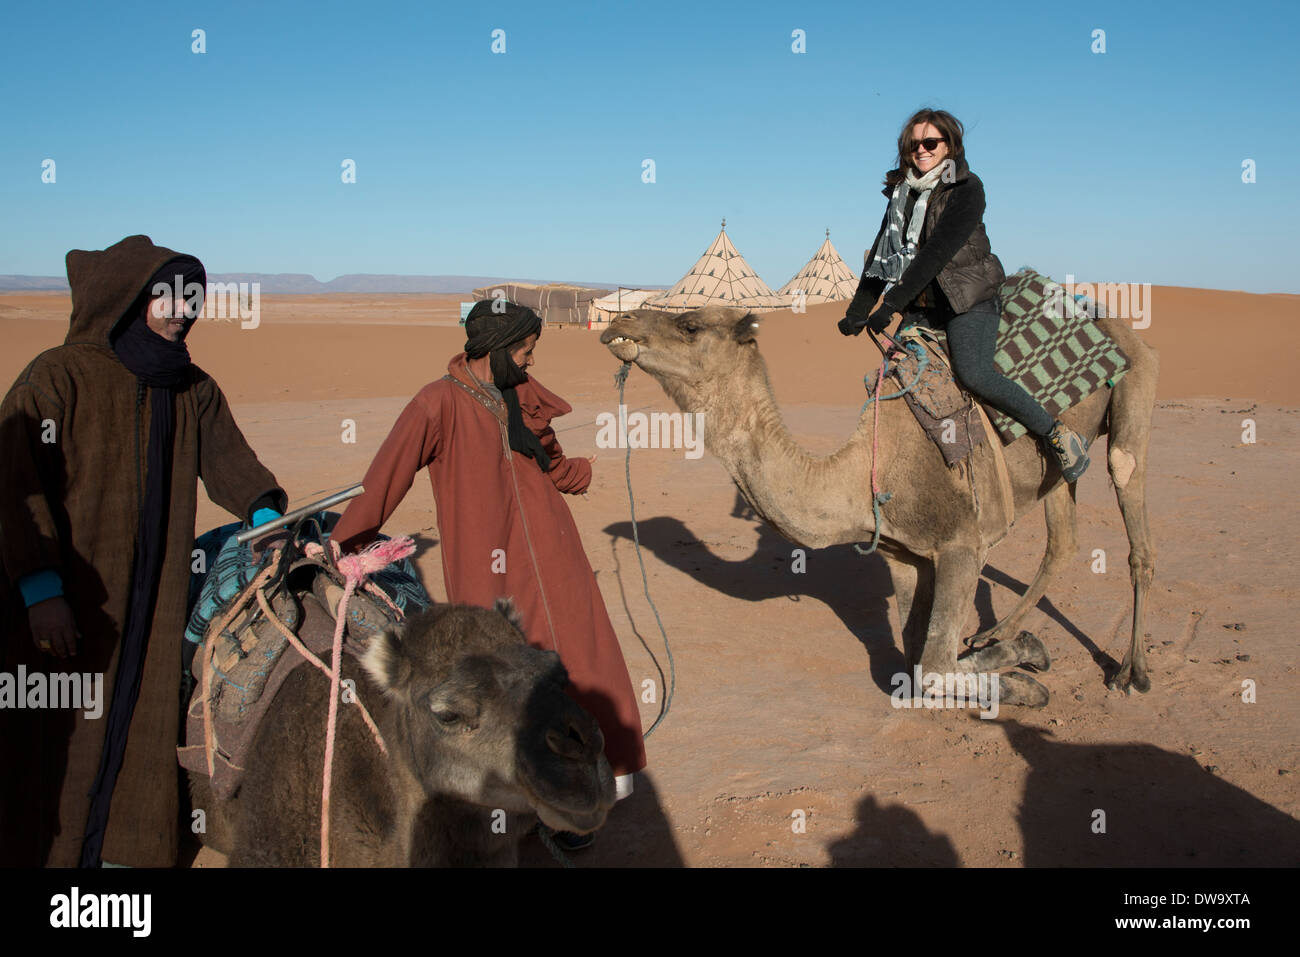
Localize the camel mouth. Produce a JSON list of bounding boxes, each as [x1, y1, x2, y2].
[[519, 754, 616, 834], [535, 801, 610, 836], [603, 338, 639, 364], [599, 329, 641, 363]]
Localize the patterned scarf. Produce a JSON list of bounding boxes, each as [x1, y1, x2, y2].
[[863, 158, 954, 293]]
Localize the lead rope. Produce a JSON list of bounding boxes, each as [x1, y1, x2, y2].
[[533, 363, 675, 869], [852, 338, 927, 556], [317, 536, 416, 868], [614, 360, 676, 738], [533, 362, 678, 869]]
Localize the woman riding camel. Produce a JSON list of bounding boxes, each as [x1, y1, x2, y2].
[[839, 107, 1090, 482]]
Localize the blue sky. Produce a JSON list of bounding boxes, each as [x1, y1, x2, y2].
[[1, 0, 1296, 292]]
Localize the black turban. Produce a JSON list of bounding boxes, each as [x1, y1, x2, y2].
[[464, 299, 550, 471]]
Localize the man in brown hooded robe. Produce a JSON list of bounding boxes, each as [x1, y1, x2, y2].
[[0, 235, 286, 867]]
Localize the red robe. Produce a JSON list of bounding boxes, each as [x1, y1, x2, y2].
[[331, 354, 647, 776]]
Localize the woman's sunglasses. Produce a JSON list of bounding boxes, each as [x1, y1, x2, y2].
[[910, 137, 946, 152]]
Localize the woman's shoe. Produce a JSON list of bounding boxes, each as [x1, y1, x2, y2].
[[1044, 420, 1090, 482]]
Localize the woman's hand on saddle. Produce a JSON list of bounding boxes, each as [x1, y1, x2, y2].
[[838, 314, 867, 337], [866, 305, 895, 334]]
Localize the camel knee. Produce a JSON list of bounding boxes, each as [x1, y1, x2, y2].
[[1128, 550, 1155, 588], [1108, 446, 1137, 488]]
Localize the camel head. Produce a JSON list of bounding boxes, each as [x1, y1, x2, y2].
[[600, 305, 761, 408], [362, 598, 615, 834]]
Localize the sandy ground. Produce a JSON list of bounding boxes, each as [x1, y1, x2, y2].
[[2, 287, 1297, 867]]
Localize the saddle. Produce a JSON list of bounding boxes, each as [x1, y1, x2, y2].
[[178, 514, 430, 800]]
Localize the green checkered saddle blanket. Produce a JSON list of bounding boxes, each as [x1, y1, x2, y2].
[[927, 268, 1130, 443]]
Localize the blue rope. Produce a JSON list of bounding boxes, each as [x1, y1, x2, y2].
[[614, 362, 675, 739], [852, 339, 925, 557]]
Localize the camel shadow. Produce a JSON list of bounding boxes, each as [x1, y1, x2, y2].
[[826, 794, 961, 866], [517, 770, 685, 867], [1002, 719, 1300, 866], [601, 513, 905, 696]]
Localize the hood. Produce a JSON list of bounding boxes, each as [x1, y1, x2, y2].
[[63, 235, 205, 348]]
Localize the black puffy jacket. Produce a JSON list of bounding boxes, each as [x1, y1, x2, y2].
[[846, 157, 1005, 320]]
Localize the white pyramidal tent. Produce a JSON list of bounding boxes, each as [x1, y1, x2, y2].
[[775, 229, 859, 306], [643, 219, 786, 312]]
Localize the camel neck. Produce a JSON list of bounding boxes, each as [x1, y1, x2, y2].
[[693, 350, 882, 550]]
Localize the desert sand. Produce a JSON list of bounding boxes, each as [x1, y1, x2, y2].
[[2, 286, 1297, 867]]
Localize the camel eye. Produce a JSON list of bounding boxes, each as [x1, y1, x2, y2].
[[679, 321, 699, 336], [431, 705, 459, 725]]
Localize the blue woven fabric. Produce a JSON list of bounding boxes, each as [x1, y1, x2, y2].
[[184, 511, 432, 654]]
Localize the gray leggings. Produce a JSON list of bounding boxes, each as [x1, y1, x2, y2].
[[920, 298, 1056, 437]]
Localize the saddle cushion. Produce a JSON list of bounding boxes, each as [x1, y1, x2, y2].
[[935, 268, 1131, 443]]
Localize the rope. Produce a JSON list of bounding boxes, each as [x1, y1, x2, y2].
[[199, 562, 280, 776], [284, 536, 415, 868], [534, 822, 577, 868], [852, 340, 928, 557], [613, 362, 676, 740], [254, 588, 388, 755], [319, 575, 354, 868]]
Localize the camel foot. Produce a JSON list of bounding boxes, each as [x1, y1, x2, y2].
[[996, 671, 1050, 708], [1011, 631, 1051, 672], [1107, 666, 1151, 695]]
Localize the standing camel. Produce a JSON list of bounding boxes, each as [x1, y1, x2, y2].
[[600, 306, 1157, 706]]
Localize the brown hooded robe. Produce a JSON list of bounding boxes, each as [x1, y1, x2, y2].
[[0, 235, 285, 866]]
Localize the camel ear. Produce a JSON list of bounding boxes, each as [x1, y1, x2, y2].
[[733, 312, 760, 343], [362, 628, 411, 698], [493, 596, 525, 634]]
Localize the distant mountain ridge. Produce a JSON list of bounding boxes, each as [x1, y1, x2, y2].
[[0, 273, 668, 293]]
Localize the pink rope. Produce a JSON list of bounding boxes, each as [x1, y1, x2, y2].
[[317, 535, 416, 868], [871, 360, 885, 498], [253, 588, 387, 755]]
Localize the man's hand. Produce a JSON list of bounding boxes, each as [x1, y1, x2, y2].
[[574, 453, 598, 499], [28, 596, 79, 658]]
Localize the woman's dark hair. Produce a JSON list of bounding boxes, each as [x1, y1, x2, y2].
[[884, 108, 965, 187]]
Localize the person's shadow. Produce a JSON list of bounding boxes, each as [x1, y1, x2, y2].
[[826, 795, 961, 866], [1002, 719, 1300, 866]]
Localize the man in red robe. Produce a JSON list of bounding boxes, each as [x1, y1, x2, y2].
[[331, 301, 647, 834]]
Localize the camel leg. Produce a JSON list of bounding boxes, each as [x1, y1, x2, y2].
[[1105, 351, 1158, 694], [919, 547, 983, 675], [969, 481, 1077, 647], [920, 547, 1050, 707], [884, 552, 933, 670]]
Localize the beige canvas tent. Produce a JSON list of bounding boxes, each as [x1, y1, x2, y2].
[[643, 220, 786, 312], [775, 230, 859, 306], [471, 282, 611, 326], [587, 288, 659, 328]]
